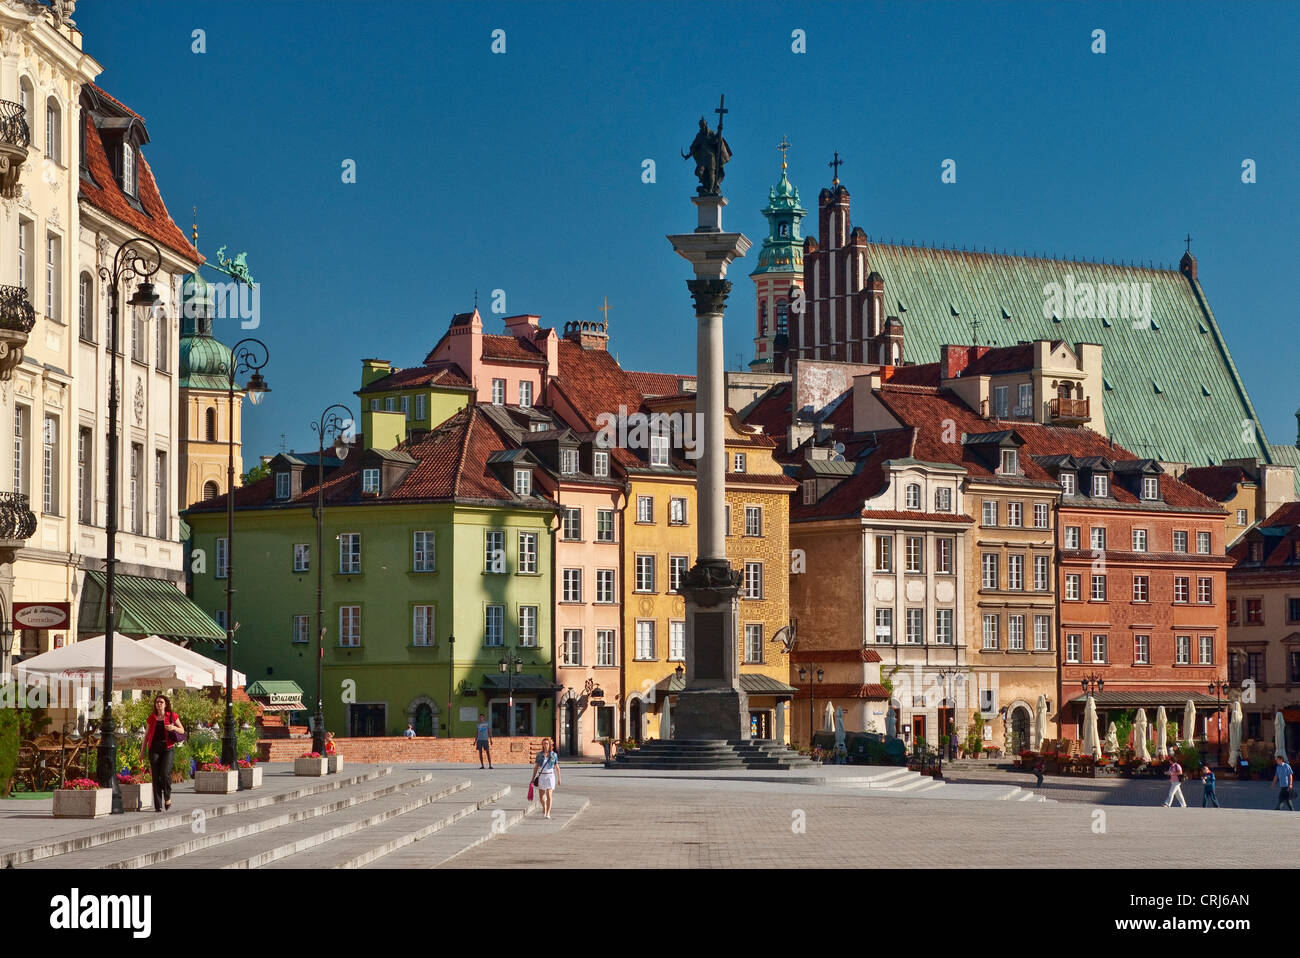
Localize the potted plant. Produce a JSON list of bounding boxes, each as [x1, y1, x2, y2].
[[295, 751, 328, 776], [194, 761, 237, 794], [237, 757, 262, 789], [52, 777, 113, 818], [116, 770, 154, 811]]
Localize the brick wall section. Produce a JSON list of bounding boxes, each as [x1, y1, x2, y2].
[[257, 736, 548, 763]]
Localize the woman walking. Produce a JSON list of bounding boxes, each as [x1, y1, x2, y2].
[[140, 694, 184, 812], [531, 737, 561, 819]]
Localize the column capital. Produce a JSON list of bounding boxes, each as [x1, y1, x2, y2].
[[686, 279, 733, 317]]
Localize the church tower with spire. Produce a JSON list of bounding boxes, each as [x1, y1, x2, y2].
[[748, 138, 806, 371]]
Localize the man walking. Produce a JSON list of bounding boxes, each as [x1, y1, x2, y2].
[[476, 713, 493, 770], [1273, 755, 1294, 810], [1162, 758, 1187, 807], [1201, 765, 1220, 808]]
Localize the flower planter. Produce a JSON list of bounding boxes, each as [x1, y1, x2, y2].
[[295, 757, 328, 776], [119, 783, 154, 812], [238, 766, 263, 789], [193, 770, 238, 794], [326, 755, 343, 774], [53, 788, 113, 818]]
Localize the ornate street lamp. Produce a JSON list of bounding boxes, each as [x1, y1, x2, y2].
[[0, 615, 13, 680], [498, 647, 523, 736], [1208, 680, 1231, 768], [96, 238, 162, 805], [218, 339, 270, 766], [311, 404, 352, 755], [798, 664, 824, 749]]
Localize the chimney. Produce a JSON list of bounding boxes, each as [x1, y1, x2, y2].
[[360, 358, 392, 389], [563, 320, 608, 351], [504, 314, 541, 337]]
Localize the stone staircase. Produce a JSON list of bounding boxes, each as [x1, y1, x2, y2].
[[609, 739, 815, 770]]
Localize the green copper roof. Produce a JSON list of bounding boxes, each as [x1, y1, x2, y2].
[[861, 243, 1278, 469], [179, 334, 232, 390], [751, 168, 806, 277]]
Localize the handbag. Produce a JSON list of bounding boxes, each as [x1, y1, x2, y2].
[[526, 782, 535, 801], [165, 714, 186, 746]]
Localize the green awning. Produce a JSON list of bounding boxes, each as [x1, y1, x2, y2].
[[655, 674, 797, 697], [79, 570, 225, 643]]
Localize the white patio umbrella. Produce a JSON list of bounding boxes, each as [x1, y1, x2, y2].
[[823, 701, 835, 731], [1155, 706, 1169, 759], [1082, 695, 1101, 759], [1228, 699, 1243, 767], [1134, 708, 1151, 763], [15, 634, 210, 691], [1034, 694, 1048, 751], [658, 695, 672, 740], [1104, 721, 1119, 756], [1276, 711, 1288, 760], [833, 706, 846, 746], [139, 636, 245, 688], [1183, 700, 1197, 749]]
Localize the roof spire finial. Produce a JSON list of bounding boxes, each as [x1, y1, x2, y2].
[[473, 288, 478, 310], [192, 205, 198, 248], [599, 296, 612, 331], [1185, 232, 1193, 254], [777, 134, 791, 171], [828, 150, 843, 187]]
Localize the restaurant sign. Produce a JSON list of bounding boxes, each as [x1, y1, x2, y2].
[[13, 602, 70, 630]]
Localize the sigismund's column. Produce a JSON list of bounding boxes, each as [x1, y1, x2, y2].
[[667, 175, 751, 742]]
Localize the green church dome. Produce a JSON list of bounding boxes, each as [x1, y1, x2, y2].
[[179, 334, 233, 389]]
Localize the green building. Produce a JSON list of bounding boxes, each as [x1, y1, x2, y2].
[[184, 403, 559, 739]]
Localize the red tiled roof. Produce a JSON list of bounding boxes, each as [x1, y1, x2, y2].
[[1228, 502, 1300, 568], [627, 370, 692, 397], [742, 382, 792, 443], [792, 684, 891, 700], [882, 363, 941, 387], [79, 90, 201, 266], [723, 471, 798, 488], [481, 334, 544, 363], [860, 509, 975, 523], [959, 343, 1037, 376], [1262, 502, 1300, 529], [358, 362, 473, 393], [552, 340, 648, 432], [1179, 466, 1252, 502], [791, 649, 883, 664]]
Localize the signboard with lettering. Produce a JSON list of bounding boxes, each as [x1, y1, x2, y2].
[[13, 602, 70, 630]]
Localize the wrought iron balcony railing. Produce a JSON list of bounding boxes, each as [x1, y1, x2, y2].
[[0, 492, 37, 542], [0, 285, 36, 334], [0, 101, 31, 200]]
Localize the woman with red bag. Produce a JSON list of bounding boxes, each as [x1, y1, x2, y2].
[[139, 694, 184, 812], [531, 737, 561, 819]]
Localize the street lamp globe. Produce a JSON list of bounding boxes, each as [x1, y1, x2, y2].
[[244, 371, 270, 406], [498, 657, 508, 674], [333, 435, 349, 460], [798, 666, 807, 682], [128, 281, 159, 308]]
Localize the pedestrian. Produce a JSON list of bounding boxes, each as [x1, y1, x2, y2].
[[531, 737, 561, 819], [1033, 760, 1045, 788], [139, 694, 184, 813], [324, 731, 337, 756], [1161, 758, 1187, 807], [1273, 755, 1295, 810], [403, 723, 416, 739], [1201, 765, 1220, 808], [476, 713, 493, 769]]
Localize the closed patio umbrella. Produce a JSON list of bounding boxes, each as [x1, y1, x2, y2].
[[1183, 700, 1197, 750], [1155, 706, 1168, 760], [1228, 699, 1243, 767], [1034, 695, 1048, 751], [1082, 695, 1101, 760], [1134, 708, 1151, 763], [1276, 710, 1288, 760], [1104, 721, 1119, 757], [823, 701, 835, 732], [659, 695, 672, 740]]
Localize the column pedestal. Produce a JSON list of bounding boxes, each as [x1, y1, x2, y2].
[[674, 557, 748, 741]]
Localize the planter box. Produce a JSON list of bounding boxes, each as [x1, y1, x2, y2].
[[238, 766, 263, 789], [119, 783, 154, 812], [295, 757, 329, 776], [53, 788, 113, 818], [326, 755, 343, 773], [193, 770, 238, 794]]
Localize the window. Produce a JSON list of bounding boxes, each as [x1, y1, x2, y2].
[[77, 427, 92, 523], [45, 234, 61, 322], [935, 609, 954, 645], [1001, 449, 1018, 475], [562, 568, 582, 602], [1199, 635, 1213, 665], [593, 450, 609, 478], [1197, 577, 1212, 604], [1090, 527, 1106, 551], [993, 385, 1009, 417], [1176, 635, 1191, 665], [905, 536, 924, 574], [743, 562, 763, 599], [733, 453, 747, 473], [131, 303, 147, 362], [1033, 615, 1050, 651], [635, 554, 655, 592], [1092, 474, 1109, 497], [982, 614, 999, 650], [905, 608, 924, 644], [154, 310, 169, 369], [1017, 382, 1033, 416], [1249, 541, 1262, 562], [635, 621, 655, 660], [413, 606, 435, 647], [1065, 526, 1081, 550], [369, 399, 379, 412], [17, 218, 33, 294], [1132, 529, 1147, 552], [485, 531, 505, 573], [78, 273, 94, 341], [1065, 574, 1081, 600], [597, 630, 616, 666], [596, 509, 615, 542], [275, 472, 291, 500], [650, 434, 669, 467], [517, 532, 537, 574], [937, 538, 954, 575], [562, 629, 582, 666], [293, 615, 310, 645], [1227, 600, 1238, 626], [1246, 599, 1262, 625], [485, 605, 504, 646], [41, 415, 58, 514], [491, 379, 505, 405], [668, 621, 685, 661], [981, 553, 999, 590], [669, 555, 688, 593], [1174, 577, 1189, 603], [339, 532, 361, 573], [1091, 634, 1107, 663], [122, 142, 137, 196], [745, 506, 762, 536], [205, 408, 217, 441], [129, 444, 143, 533], [400, 395, 410, 420], [560, 448, 578, 475], [668, 497, 687, 525], [339, 606, 361, 647], [1236, 509, 1247, 525], [1033, 502, 1049, 529], [1290, 598, 1300, 623], [1173, 531, 1188, 553], [744, 624, 764, 663], [293, 543, 310, 573], [802, 480, 817, 505], [562, 506, 582, 540], [357, 468, 378, 495], [1008, 615, 1025, 651], [1066, 634, 1081, 663], [413, 531, 435, 572], [1060, 472, 1076, 495], [1197, 532, 1211, 555], [1007, 502, 1022, 527], [45, 96, 60, 162], [519, 606, 539, 646], [415, 394, 426, 420], [982, 500, 998, 526], [1134, 634, 1149, 664], [596, 568, 615, 603], [154, 451, 167, 538], [203, 482, 218, 502], [1007, 554, 1023, 591], [518, 381, 533, 407], [1033, 555, 1049, 591], [935, 487, 952, 512], [875, 535, 893, 572], [874, 608, 893, 644], [215, 537, 229, 579], [1090, 575, 1106, 600], [1143, 476, 1159, 500], [636, 496, 653, 523], [905, 483, 921, 510], [1132, 575, 1148, 602]]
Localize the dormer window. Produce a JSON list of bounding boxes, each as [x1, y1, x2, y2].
[[1000, 449, 1018, 475], [905, 483, 921, 510], [1250, 540, 1263, 563], [1060, 472, 1076, 495], [802, 479, 817, 505], [1142, 476, 1159, 500], [275, 472, 291, 500], [650, 434, 669, 467], [1092, 474, 1109, 498], [593, 450, 609, 478], [121, 142, 137, 196], [362, 468, 380, 494], [514, 468, 532, 496], [560, 448, 578, 475], [935, 487, 952, 512], [733, 453, 747, 473]]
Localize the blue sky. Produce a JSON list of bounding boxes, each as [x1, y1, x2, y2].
[[79, 1, 1299, 460]]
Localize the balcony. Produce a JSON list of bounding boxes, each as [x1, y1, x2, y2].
[[1, 285, 36, 381], [0, 100, 31, 199], [980, 399, 1035, 421], [1049, 397, 1091, 423], [0, 493, 37, 555]]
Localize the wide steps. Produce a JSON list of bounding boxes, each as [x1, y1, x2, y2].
[[613, 739, 815, 770], [363, 789, 539, 869]]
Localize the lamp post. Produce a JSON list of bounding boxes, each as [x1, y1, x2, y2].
[[797, 664, 824, 749], [96, 237, 162, 800], [498, 646, 523, 736], [217, 339, 270, 766], [938, 665, 960, 759], [311, 404, 352, 756], [0, 615, 13, 680], [1208, 680, 1231, 767]]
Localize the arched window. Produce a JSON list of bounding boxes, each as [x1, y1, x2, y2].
[[18, 77, 33, 131], [905, 483, 921, 510], [45, 96, 60, 163], [205, 407, 217, 441], [202, 481, 219, 501], [891, 342, 900, 365], [78, 272, 94, 342]]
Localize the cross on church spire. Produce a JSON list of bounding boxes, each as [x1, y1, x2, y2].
[[1184, 233, 1193, 253], [599, 296, 612, 329], [828, 151, 843, 186], [777, 134, 791, 171]]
